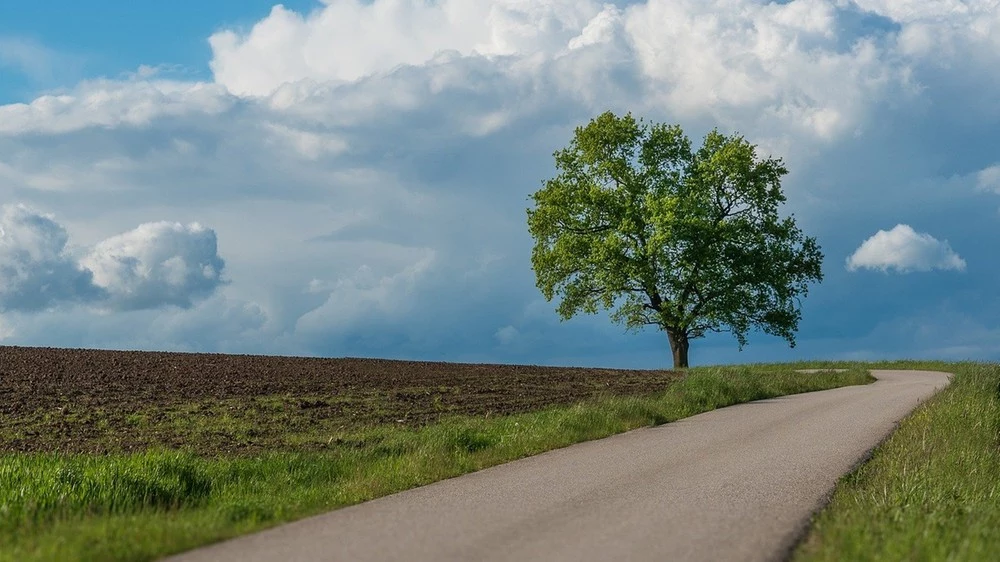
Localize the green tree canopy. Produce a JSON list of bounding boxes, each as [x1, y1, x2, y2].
[[526, 111, 824, 368]]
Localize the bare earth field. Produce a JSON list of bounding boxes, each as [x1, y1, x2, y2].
[[0, 345, 681, 456]]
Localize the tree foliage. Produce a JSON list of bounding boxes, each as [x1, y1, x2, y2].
[[526, 111, 824, 368]]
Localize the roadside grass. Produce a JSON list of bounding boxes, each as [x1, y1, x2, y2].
[[792, 360, 1000, 562], [0, 365, 871, 562]]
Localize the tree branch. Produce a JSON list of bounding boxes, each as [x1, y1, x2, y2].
[[556, 220, 614, 235]]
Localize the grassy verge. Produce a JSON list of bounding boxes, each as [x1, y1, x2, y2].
[[1, 365, 870, 562], [790, 360, 1000, 561]]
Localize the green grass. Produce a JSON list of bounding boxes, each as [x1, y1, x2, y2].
[[0, 365, 871, 562], [791, 360, 1000, 561]]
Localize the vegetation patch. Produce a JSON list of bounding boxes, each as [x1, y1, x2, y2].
[[792, 360, 999, 562], [0, 345, 684, 456], [0, 362, 871, 562]]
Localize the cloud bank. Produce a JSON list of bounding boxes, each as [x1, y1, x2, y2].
[[205, 0, 917, 145]]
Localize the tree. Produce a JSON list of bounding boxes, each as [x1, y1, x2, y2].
[[526, 111, 824, 369]]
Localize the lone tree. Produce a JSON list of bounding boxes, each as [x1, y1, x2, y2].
[[526, 111, 823, 368]]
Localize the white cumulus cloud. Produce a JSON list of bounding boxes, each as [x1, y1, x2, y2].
[[0, 204, 101, 311], [0, 204, 228, 313], [846, 224, 966, 273], [204, 0, 912, 144], [0, 76, 233, 135], [80, 221, 227, 311], [208, 1, 607, 97]]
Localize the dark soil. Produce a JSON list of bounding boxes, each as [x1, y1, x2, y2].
[[0, 345, 680, 456]]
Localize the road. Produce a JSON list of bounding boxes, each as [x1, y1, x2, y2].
[[164, 369, 951, 562]]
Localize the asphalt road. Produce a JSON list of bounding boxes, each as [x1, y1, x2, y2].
[[164, 369, 951, 562]]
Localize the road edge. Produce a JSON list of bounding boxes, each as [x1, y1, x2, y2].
[[776, 370, 956, 562]]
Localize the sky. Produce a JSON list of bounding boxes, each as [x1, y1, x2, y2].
[[0, 0, 998, 368]]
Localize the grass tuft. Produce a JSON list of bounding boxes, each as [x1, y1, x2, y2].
[[1, 451, 214, 531]]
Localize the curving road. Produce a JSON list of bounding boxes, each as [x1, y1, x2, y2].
[[164, 370, 951, 562]]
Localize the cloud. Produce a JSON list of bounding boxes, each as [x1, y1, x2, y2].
[[0, 204, 102, 311], [0, 0, 1000, 364], [0, 204, 227, 313], [495, 325, 519, 345], [0, 36, 85, 86], [0, 292, 272, 353], [0, 76, 233, 135], [976, 163, 1000, 193], [623, 0, 908, 140], [846, 224, 966, 273], [208, 1, 610, 97], [294, 250, 437, 340], [204, 0, 916, 145], [0, 36, 92, 102], [0, 36, 57, 78], [851, 0, 1000, 54], [80, 221, 227, 311]]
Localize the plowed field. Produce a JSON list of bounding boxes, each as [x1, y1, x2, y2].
[[0, 345, 680, 456]]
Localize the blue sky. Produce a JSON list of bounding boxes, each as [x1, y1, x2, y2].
[[0, 0, 998, 368], [0, 0, 321, 102]]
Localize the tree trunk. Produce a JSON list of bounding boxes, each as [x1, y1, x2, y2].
[[667, 330, 690, 369]]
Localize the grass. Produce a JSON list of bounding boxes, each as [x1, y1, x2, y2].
[[0, 364, 871, 562], [792, 360, 1000, 561]]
